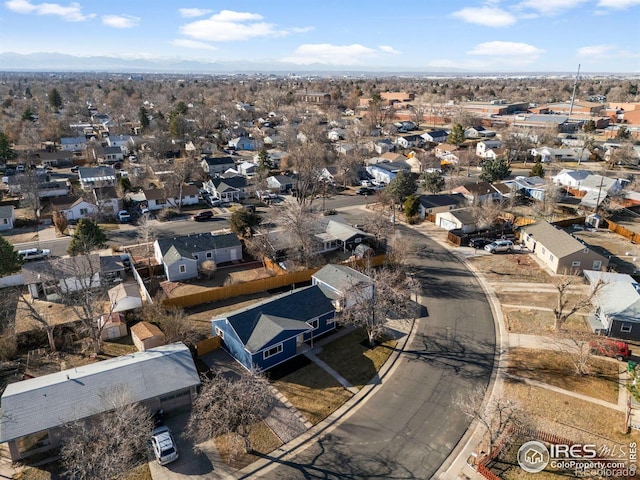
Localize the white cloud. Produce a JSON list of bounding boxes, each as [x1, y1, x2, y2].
[[170, 39, 218, 51], [178, 8, 213, 18], [282, 44, 392, 65], [468, 41, 544, 57], [516, 0, 588, 15], [379, 45, 401, 54], [102, 14, 140, 29], [5, 0, 95, 21], [577, 44, 616, 57], [597, 0, 640, 8], [451, 6, 517, 27], [179, 10, 286, 42]]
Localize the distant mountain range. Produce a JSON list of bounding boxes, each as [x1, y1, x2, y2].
[[0, 52, 633, 77]]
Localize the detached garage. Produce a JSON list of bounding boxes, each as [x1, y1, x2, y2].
[[435, 208, 477, 233]]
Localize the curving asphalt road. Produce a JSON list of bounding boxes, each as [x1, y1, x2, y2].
[[242, 224, 496, 480]]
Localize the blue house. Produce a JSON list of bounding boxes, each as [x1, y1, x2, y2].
[[211, 286, 336, 371]]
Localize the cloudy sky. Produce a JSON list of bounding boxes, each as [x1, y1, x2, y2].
[[0, 0, 639, 72]]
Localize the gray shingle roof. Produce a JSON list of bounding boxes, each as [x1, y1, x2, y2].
[[585, 271, 640, 324], [418, 193, 465, 209], [156, 232, 241, 264], [219, 285, 334, 353], [0, 205, 14, 219], [312, 264, 371, 294], [522, 221, 591, 258], [0, 343, 199, 442]]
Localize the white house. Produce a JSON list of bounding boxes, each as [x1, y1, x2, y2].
[[476, 140, 503, 158], [142, 184, 199, 211], [49, 196, 98, 221], [0, 205, 14, 231], [21, 254, 103, 300], [552, 169, 591, 188], [366, 161, 410, 185], [312, 264, 373, 311], [77, 166, 117, 190], [435, 208, 478, 233], [421, 130, 449, 143], [60, 136, 87, 152]]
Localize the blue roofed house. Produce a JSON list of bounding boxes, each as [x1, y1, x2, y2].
[[154, 232, 243, 281], [211, 286, 336, 371], [60, 136, 87, 152], [0, 343, 200, 462]]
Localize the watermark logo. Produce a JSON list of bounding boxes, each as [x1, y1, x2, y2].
[[518, 440, 550, 473]]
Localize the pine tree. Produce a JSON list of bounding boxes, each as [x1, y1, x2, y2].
[[529, 161, 545, 178], [67, 219, 107, 256], [480, 157, 511, 182], [0, 236, 23, 277], [0, 132, 17, 163], [48, 88, 63, 111], [138, 106, 150, 130], [447, 123, 466, 146]]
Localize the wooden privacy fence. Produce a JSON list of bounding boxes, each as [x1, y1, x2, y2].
[[162, 254, 387, 308], [606, 218, 640, 244], [195, 336, 221, 357]]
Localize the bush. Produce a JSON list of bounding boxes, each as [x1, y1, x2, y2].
[[13, 218, 38, 228], [156, 208, 181, 222], [0, 335, 17, 361]]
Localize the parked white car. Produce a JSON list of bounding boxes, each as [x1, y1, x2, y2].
[[151, 425, 179, 466], [18, 248, 51, 261], [484, 240, 514, 254]]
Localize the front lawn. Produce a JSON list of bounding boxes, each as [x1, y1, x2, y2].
[[317, 327, 397, 389], [272, 361, 353, 425], [507, 347, 620, 403]]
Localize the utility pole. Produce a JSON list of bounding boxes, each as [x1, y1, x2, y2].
[[568, 64, 581, 121]]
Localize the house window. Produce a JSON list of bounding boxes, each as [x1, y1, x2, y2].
[[549, 254, 554, 261], [79, 208, 88, 215], [572, 261, 581, 267], [541, 247, 546, 255], [309, 318, 319, 330], [593, 261, 602, 270], [193, 254, 199, 260], [263, 343, 283, 359], [17, 430, 50, 454], [326, 316, 335, 325], [215, 326, 224, 339], [621, 323, 633, 333], [179, 265, 186, 273], [206, 252, 212, 258], [2, 219, 7, 224], [583, 248, 589, 253]]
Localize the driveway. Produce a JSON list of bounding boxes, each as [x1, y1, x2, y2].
[[239, 224, 497, 479]]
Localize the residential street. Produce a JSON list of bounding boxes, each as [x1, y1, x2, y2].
[[238, 223, 497, 480]]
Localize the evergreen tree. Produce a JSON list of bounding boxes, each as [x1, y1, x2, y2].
[[529, 161, 545, 178], [616, 126, 631, 140], [256, 147, 272, 175], [67, 219, 107, 255], [422, 171, 446, 193], [403, 194, 420, 220], [0, 132, 17, 163], [48, 88, 63, 111], [0, 236, 23, 277], [138, 106, 150, 130], [21, 107, 34, 122], [387, 170, 417, 204], [480, 157, 511, 183], [229, 208, 262, 238], [447, 123, 466, 146]]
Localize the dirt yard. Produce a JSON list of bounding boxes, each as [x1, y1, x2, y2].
[[468, 251, 551, 283], [572, 228, 639, 274]]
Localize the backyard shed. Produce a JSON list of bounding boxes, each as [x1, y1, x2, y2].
[[131, 321, 165, 351]]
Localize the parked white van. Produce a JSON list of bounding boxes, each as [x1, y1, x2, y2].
[[18, 248, 51, 261]]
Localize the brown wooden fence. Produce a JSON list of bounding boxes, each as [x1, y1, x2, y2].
[[162, 254, 387, 308], [194, 336, 221, 357], [606, 218, 640, 243]]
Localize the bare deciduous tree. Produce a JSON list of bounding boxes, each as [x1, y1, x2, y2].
[[136, 213, 155, 254], [552, 274, 604, 332], [142, 303, 201, 346], [457, 384, 520, 456], [52, 209, 68, 236], [61, 397, 153, 480], [342, 266, 416, 346], [185, 370, 274, 458], [268, 202, 322, 268]]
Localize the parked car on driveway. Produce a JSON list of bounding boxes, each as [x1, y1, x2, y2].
[[469, 237, 494, 249], [484, 239, 514, 254], [192, 210, 213, 221], [116, 210, 131, 222], [589, 339, 630, 361], [151, 425, 179, 466]]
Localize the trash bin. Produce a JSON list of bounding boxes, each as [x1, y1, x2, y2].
[[628, 360, 637, 373]]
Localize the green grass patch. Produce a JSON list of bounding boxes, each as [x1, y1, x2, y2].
[[317, 327, 397, 389], [272, 362, 353, 425]]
